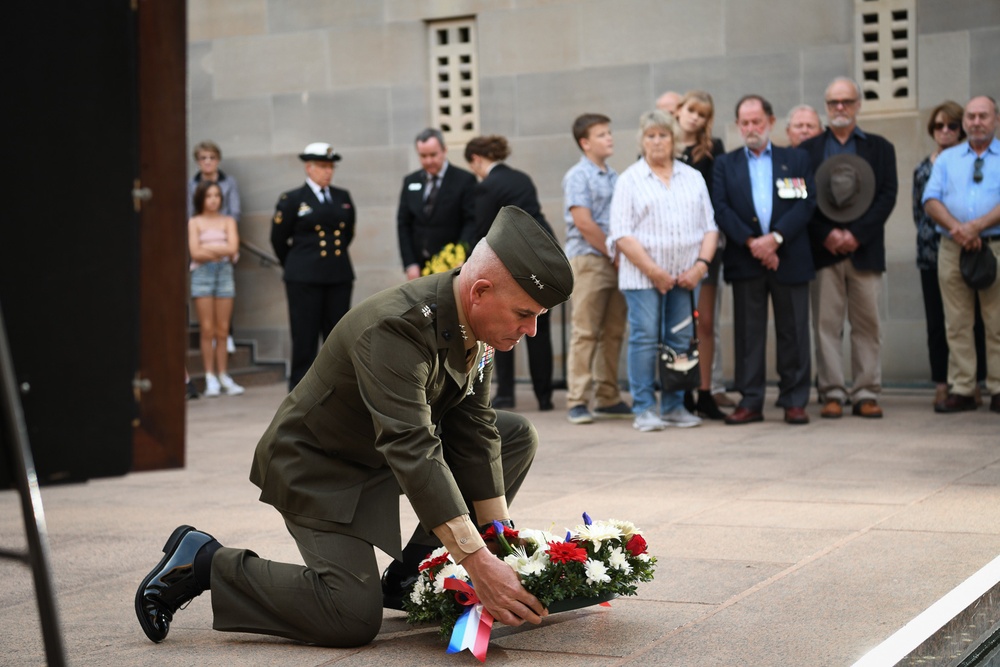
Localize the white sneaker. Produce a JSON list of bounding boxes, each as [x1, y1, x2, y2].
[[204, 373, 221, 398], [663, 407, 702, 428], [633, 408, 667, 432], [226, 335, 236, 354], [219, 373, 244, 396]]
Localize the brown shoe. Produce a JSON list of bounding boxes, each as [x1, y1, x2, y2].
[[934, 394, 976, 413], [784, 407, 810, 424], [820, 400, 843, 419], [935, 393, 978, 413], [852, 399, 883, 418], [724, 406, 764, 425], [991, 395, 1000, 414]]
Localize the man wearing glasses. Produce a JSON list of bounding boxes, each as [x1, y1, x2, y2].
[[923, 96, 1000, 414], [799, 77, 898, 419]]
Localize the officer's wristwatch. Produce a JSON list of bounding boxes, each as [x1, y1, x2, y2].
[[771, 230, 784, 246]]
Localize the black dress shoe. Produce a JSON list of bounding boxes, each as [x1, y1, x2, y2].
[[492, 395, 515, 410], [135, 525, 217, 643], [381, 566, 420, 611], [538, 398, 554, 411], [695, 390, 727, 420]]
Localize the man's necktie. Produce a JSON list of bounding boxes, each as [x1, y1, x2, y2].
[[423, 175, 439, 217], [321, 188, 330, 204]]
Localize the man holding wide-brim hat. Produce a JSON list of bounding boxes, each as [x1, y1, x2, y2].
[[799, 77, 898, 419], [271, 142, 356, 390], [135, 206, 574, 648]]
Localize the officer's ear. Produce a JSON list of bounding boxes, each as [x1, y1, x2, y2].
[[471, 278, 494, 304]]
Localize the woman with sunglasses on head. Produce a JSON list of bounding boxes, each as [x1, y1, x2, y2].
[[913, 101, 986, 405]]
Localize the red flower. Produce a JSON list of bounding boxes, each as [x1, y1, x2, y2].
[[546, 541, 589, 564], [625, 534, 648, 557], [481, 525, 519, 540], [418, 553, 450, 572]]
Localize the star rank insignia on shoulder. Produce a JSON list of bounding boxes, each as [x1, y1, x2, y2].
[[421, 304, 432, 318]]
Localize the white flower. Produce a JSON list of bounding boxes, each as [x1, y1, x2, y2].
[[636, 553, 651, 562], [519, 528, 560, 550], [504, 545, 550, 577], [584, 558, 611, 585], [607, 547, 632, 574], [575, 521, 623, 548], [432, 563, 469, 594], [608, 519, 639, 538]]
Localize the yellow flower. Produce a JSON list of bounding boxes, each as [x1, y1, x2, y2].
[[422, 242, 469, 276]]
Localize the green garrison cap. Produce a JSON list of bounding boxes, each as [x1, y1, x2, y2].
[[485, 205, 573, 309]]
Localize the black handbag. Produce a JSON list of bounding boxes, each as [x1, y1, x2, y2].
[[658, 290, 700, 393], [960, 243, 997, 290]]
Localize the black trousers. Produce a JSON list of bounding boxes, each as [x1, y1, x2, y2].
[[732, 275, 811, 411], [494, 310, 552, 406], [920, 267, 987, 384], [285, 280, 352, 389]]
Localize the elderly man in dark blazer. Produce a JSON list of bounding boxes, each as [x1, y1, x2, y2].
[[271, 142, 356, 389], [397, 128, 477, 280], [135, 207, 573, 649], [799, 77, 897, 419], [713, 95, 817, 425]]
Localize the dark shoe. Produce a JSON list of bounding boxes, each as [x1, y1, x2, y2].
[[695, 390, 727, 420], [935, 393, 978, 413], [567, 405, 594, 424], [185, 379, 200, 400], [784, 407, 810, 424], [135, 525, 217, 643], [381, 566, 420, 611], [683, 390, 696, 413], [593, 401, 633, 420], [991, 395, 1000, 414], [492, 395, 515, 410], [538, 398, 554, 411], [820, 400, 843, 419], [724, 406, 764, 425], [852, 399, 883, 418]]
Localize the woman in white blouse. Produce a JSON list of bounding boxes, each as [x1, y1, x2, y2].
[[608, 110, 719, 432]]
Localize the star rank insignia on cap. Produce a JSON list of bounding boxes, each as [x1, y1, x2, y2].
[[530, 274, 544, 290]]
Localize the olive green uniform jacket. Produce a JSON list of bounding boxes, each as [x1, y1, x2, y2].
[[249, 269, 500, 560]]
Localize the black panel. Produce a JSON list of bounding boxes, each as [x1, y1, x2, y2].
[[0, 2, 138, 486]]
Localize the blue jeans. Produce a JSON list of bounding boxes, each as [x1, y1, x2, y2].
[[623, 287, 699, 415]]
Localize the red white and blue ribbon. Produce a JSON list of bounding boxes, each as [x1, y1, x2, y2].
[[443, 577, 494, 662]]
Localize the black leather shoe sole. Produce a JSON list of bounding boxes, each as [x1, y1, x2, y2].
[[381, 568, 420, 611], [135, 525, 213, 643]]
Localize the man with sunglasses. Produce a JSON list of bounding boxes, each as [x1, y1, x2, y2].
[[799, 77, 898, 419], [923, 96, 1000, 414]]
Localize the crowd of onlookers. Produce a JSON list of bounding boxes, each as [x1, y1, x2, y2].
[[187, 77, 1000, 429]]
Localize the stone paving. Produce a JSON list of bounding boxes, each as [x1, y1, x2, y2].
[[2, 382, 999, 666]]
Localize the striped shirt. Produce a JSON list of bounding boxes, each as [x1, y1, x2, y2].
[[608, 158, 717, 290]]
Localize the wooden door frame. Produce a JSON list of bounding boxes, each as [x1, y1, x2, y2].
[[131, 0, 188, 471]]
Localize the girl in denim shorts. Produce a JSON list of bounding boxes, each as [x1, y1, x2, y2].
[[189, 181, 244, 396]]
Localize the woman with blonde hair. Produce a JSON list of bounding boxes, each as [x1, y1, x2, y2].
[[608, 110, 718, 431], [675, 90, 728, 419]]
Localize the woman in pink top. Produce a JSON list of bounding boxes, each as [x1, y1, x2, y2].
[[189, 181, 244, 397]]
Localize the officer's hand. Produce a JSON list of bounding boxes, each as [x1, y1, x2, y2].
[[462, 548, 547, 627]]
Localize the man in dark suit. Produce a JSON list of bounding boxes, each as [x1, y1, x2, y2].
[[271, 142, 356, 389], [799, 77, 897, 419], [713, 95, 817, 425], [135, 207, 573, 648], [397, 128, 477, 280]]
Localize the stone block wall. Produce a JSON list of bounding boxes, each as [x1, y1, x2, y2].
[[187, 0, 1000, 384]]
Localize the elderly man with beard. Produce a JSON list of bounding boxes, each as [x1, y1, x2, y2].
[[799, 77, 898, 419], [712, 95, 817, 425], [923, 96, 1000, 414]]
